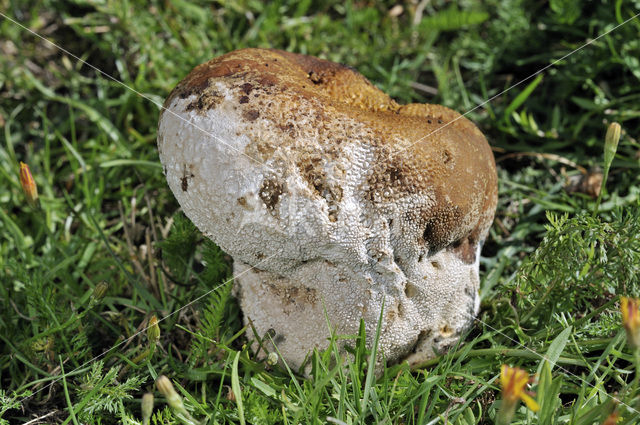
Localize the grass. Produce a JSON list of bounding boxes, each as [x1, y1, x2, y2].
[[1, 0, 640, 423]]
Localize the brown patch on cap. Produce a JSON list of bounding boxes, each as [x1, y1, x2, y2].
[[448, 236, 478, 264], [181, 164, 195, 192], [259, 177, 284, 213], [242, 109, 260, 121], [420, 204, 464, 253], [185, 89, 223, 113], [237, 196, 252, 210], [264, 280, 318, 312], [163, 58, 249, 108], [240, 82, 254, 95]]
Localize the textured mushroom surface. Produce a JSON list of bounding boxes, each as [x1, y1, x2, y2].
[[158, 48, 498, 371]]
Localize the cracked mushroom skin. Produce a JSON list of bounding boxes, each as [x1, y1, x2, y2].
[[158, 48, 498, 371]]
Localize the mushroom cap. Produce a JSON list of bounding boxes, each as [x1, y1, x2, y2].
[[158, 48, 498, 371]]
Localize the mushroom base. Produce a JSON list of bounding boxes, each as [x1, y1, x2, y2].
[[233, 250, 481, 374]]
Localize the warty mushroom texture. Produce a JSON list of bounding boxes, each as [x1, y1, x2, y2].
[[158, 48, 498, 372]]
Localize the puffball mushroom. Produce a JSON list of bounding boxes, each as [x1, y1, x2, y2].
[[158, 48, 498, 370]]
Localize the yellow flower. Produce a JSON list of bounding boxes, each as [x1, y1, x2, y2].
[[500, 365, 540, 412], [621, 296, 640, 348], [19, 162, 39, 207]]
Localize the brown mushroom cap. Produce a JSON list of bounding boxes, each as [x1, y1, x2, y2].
[[165, 48, 497, 261], [159, 48, 498, 371]]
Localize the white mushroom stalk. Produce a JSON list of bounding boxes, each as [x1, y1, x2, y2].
[[158, 48, 498, 372]]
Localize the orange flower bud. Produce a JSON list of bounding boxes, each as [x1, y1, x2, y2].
[[141, 393, 154, 425], [602, 411, 618, 425], [147, 315, 160, 344], [621, 296, 640, 348], [89, 282, 109, 307], [156, 375, 197, 422], [19, 162, 39, 207], [604, 122, 621, 167], [156, 375, 184, 411]]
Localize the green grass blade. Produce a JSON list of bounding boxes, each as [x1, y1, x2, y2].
[[360, 299, 384, 422], [231, 351, 246, 425], [504, 73, 544, 118], [537, 326, 572, 376]]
